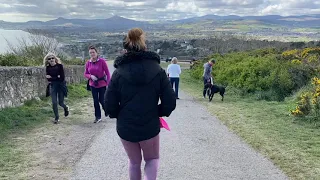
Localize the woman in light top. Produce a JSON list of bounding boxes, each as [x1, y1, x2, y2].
[[167, 57, 181, 99]]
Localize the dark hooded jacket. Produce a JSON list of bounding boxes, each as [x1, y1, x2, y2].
[[104, 51, 176, 142]]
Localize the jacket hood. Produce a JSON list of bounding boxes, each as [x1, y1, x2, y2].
[[114, 51, 162, 85]]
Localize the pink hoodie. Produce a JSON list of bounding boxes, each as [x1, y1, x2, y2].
[[84, 58, 111, 88]]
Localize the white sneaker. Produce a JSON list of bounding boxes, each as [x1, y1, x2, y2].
[[94, 118, 102, 123]]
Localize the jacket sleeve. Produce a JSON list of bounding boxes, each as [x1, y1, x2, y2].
[[104, 70, 120, 118], [158, 69, 176, 117], [45, 66, 51, 81]]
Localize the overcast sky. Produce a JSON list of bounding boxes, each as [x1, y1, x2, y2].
[[0, 0, 319, 22]]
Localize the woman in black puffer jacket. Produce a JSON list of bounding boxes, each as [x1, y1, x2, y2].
[[104, 28, 176, 180]]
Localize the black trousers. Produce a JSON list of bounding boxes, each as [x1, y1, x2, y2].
[[91, 86, 107, 119]]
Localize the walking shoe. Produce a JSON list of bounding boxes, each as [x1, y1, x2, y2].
[[94, 118, 102, 123], [64, 106, 69, 117], [53, 118, 59, 124]]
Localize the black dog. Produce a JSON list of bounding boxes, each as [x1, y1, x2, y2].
[[204, 83, 226, 102]]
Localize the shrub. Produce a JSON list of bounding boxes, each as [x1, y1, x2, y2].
[[190, 48, 319, 101], [290, 77, 320, 119], [0, 54, 32, 66], [291, 92, 312, 117], [64, 58, 86, 66], [0, 52, 84, 66]]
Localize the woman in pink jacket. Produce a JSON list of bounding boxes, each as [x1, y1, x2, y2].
[[84, 45, 111, 123]]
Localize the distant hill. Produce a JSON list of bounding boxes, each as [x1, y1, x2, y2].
[[0, 16, 149, 31], [171, 14, 320, 28], [0, 14, 319, 33]]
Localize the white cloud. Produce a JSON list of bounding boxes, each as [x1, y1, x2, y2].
[[0, 4, 12, 8], [261, 5, 283, 15], [0, 0, 319, 21], [166, 1, 198, 12]]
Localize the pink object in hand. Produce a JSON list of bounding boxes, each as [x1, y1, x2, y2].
[[160, 117, 170, 131]]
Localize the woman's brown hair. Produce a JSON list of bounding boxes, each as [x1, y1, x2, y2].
[[125, 28, 147, 51], [88, 45, 98, 52]]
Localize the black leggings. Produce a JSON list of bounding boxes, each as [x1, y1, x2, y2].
[[51, 83, 67, 120]]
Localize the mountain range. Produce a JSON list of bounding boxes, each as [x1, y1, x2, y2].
[[0, 14, 319, 32]]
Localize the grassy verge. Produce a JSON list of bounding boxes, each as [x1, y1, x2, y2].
[[0, 83, 90, 179], [180, 70, 320, 180]]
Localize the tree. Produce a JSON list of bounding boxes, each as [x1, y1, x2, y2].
[[5, 29, 63, 65]]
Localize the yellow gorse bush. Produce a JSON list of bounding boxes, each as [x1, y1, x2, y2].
[[283, 47, 320, 65], [301, 47, 320, 58], [291, 77, 320, 117], [291, 92, 312, 117], [282, 49, 300, 59], [291, 59, 302, 65]]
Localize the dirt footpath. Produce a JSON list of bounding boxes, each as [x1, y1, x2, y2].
[[12, 97, 108, 180]]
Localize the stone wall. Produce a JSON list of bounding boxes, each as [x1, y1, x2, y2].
[[0, 65, 85, 109]]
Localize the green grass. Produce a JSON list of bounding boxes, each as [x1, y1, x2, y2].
[[0, 82, 90, 178], [180, 70, 320, 180], [0, 83, 89, 140]]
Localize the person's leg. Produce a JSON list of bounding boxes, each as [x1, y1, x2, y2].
[[58, 87, 69, 117], [203, 77, 207, 98], [98, 86, 107, 116], [140, 135, 160, 180], [169, 78, 174, 89], [91, 86, 101, 120], [50, 84, 59, 121], [121, 139, 143, 180], [175, 78, 179, 98]]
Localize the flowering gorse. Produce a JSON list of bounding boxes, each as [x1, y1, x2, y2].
[[291, 77, 320, 117]]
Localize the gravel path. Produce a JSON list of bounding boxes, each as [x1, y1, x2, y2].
[[71, 62, 288, 180]]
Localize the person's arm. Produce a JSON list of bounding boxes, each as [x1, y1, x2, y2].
[[205, 65, 210, 75], [102, 60, 111, 84], [104, 71, 120, 118], [45, 67, 52, 81], [210, 66, 213, 78], [178, 65, 181, 75], [158, 69, 176, 117]]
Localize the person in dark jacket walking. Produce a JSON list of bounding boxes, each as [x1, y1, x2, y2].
[[104, 28, 176, 180], [44, 52, 69, 124]]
